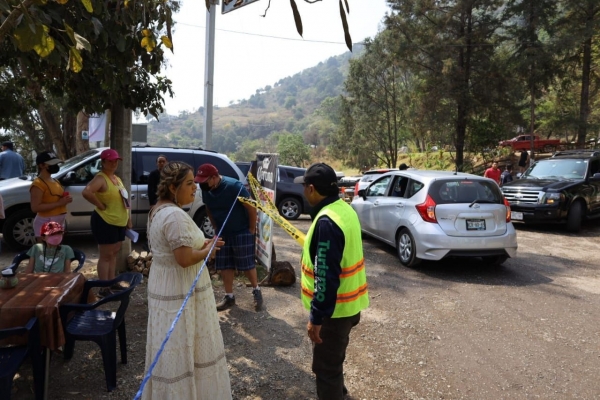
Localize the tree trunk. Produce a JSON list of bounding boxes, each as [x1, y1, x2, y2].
[[577, 7, 593, 147], [76, 112, 90, 154], [62, 112, 77, 158], [111, 104, 133, 274]]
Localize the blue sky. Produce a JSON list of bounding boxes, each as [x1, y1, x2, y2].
[[161, 0, 390, 115]]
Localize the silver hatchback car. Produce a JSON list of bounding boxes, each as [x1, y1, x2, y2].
[[351, 170, 517, 267]]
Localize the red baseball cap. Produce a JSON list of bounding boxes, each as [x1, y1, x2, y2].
[[194, 163, 219, 183], [100, 149, 122, 161], [41, 221, 64, 236]]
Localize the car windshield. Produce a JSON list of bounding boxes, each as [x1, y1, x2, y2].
[[429, 179, 503, 204], [56, 149, 100, 173], [524, 159, 588, 180], [361, 174, 381, 182]]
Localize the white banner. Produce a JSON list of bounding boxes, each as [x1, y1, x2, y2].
[[89, 113, 107, 142]]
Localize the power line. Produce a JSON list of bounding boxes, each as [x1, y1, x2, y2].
[[176, 21, 347, 45]]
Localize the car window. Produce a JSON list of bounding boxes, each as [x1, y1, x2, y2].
[[525, 159, 588, 180], [199, 155, 239, 179], [389, 176, 410, 198], [429, 179, 503, 204], [67, 158, 100, 185], [366, 175, 392, 197], [134, 152, 195, 184], [405, 179, 425, 198]]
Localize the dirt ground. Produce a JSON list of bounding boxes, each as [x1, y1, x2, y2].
[[6, 216, 600, 399]]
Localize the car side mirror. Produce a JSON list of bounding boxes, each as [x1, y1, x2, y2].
[[592, 172, 600, 180], [516, 173, 522, 179], [357, 189, 366, 200], [60, 171, 77, 185]]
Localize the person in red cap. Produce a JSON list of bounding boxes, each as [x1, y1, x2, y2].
[[195, 163, 263, 311], [30, 151, 73, 242], [82, 149, 132, 295], [24, 221, 75, 273]]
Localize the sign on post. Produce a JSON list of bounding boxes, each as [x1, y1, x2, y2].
[[222, 0, 260, 14], [252, 153, 278, 270]]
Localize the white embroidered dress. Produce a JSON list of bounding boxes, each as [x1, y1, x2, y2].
[[143, 205, 231, 400]]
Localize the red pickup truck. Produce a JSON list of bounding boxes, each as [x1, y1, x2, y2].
[[498, 135, 562, 153]]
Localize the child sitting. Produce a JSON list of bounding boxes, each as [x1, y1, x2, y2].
[[24, 221, 74, 273]]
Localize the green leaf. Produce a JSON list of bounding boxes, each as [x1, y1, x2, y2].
[[64, 23, 75, 44], [91, 17, 103, 36], [290, 0, 302, 37], [339, 0, 351, 52], [80, 0, 93, 13], [68, 46, 83, 72], [32, 25, 54, 57]]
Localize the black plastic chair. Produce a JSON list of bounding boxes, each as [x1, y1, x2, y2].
[[0, 317, 45, 400], [59, 272, 143, 392], [8, 248, 86, 274]]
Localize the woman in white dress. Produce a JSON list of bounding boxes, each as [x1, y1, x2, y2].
[[143, 161, 231, 400]]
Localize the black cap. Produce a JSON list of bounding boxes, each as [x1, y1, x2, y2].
[[2, 141, 13, 148], [294, 163, 338, 188], [36, 151, 62, 166]]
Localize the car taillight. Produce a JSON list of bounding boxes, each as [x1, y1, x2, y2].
[[504, 197, 511, 222], [416, 195, 437, 223], [354, 182, 359, 196]]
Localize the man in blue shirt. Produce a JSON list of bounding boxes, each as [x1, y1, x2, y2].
[[195, 163, 263, 311], [0, 141, 25, 179]]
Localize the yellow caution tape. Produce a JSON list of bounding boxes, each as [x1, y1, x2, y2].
[[242, 172, 306, 245], [247, 173, 279, 212]]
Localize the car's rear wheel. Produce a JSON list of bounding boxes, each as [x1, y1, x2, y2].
[[566, 200, 583, 233], [278, 197, 302, 220], [3, 208, 36, 250], [193, 208, 215, 238], [396, 228, 421, 267], [481, 255, 508, 266]]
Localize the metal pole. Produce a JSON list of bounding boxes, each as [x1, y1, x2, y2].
[[203, 0, 218, 150]]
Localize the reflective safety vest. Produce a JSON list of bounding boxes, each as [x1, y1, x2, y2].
[[301, 199, 369, 318]]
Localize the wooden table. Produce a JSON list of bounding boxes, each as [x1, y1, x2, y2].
[[0, 273, 88, 399]]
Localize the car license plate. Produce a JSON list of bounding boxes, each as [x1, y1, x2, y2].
[[466, 219, 486, 231], [511, 211, 523, 221]]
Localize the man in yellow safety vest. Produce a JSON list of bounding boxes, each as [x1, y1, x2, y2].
[[294, 163, 369, 400]]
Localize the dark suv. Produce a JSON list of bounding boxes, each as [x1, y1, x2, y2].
[[501, 150, 600, 232], [276, 165, 312, 220]]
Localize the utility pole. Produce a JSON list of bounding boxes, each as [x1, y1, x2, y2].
[[203, 0, 218, 150]]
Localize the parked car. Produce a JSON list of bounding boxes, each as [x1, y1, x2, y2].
[[0, 146, 245, 249], [352, 170, 517, 267], [353, 169, 397, 200], [498, 134, 562, 153], [276, 165, 312, 220], [235, 161, 252, 178], [501, 150, 600, 232]]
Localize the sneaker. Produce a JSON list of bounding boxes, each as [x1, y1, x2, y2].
[[216, 295, 235, 311], [252, 288, 263, 311]]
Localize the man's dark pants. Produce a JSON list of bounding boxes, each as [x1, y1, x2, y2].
[[312, 312, 361, 400]]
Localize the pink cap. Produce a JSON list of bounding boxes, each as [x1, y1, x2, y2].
[[100, 149, 122, 161], [41, 221, 64, 236]]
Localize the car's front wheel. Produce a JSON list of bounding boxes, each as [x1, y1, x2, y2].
[[193, 208, 215, 238], [3, 208, 36, 250], [396, 228, 421, 267], [566, 200, 583, 233], [278, 197, 302, 220]]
